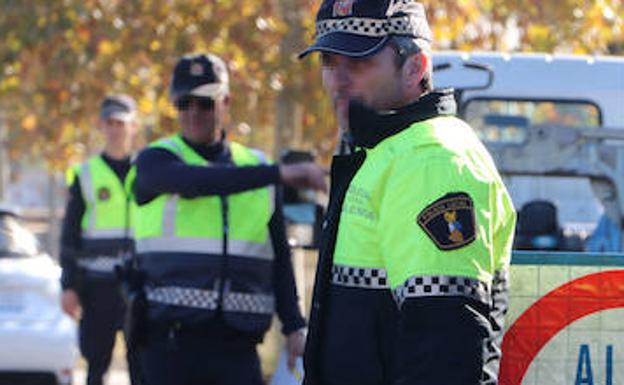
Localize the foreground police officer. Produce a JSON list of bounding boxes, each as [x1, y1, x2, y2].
[[133, 53, 325, 385], [60, 94, 141, 385], [300, 1, 517, 384]]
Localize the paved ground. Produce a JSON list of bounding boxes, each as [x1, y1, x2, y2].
[[73, 368, 130, 385]]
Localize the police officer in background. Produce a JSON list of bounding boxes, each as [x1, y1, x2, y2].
[[299, 1, 516, 384], [60, 94, 141, 385], [133, 53, 325, 385]]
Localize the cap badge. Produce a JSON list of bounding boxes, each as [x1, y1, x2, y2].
[[333, 0, 355, 17], [190, 62, 204, 76]]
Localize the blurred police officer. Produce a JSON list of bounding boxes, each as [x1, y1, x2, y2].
[[300, 1, 517, 385], [60, 94, 141, 385], [133, 53, 325, 385]]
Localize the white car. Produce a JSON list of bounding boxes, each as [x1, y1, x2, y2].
[[0, 207, 77, 385]]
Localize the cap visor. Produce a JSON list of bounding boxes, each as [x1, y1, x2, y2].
[[104, 112, 135, 122], [299, 33, 389, 59], [189, 83, 228, 98]]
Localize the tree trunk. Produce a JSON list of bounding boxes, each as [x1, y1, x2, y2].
[[275, 0, 306, 157]]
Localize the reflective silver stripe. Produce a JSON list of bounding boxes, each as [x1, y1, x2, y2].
[[136, 237, 222, 254], [223, 292, 275, 314], [267, 185, 275, 215], [229, 240, 274, 260], [145, 286, 219, 310], [136, 237, 273, 260], [331, 264, 389, 289], [162, 195, 178, 236], [77, 256, 122, 273], [82, 228, 128, 239], [393, 275, 490, 307], [79, 162, 96, 235], [249, 148, 275, 215]]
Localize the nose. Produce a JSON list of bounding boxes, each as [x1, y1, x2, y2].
[[334, 59, 351, 90]]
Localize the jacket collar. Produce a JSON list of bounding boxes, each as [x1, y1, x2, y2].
[[347, 89, 457, 149]]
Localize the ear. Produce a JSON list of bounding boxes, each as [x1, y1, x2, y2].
[[402, 52, 428, 91]]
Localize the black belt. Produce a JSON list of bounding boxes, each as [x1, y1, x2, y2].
[[145, 319, 261, 346]]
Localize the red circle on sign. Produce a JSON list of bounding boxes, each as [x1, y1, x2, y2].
[[499, 269, 624, 385]]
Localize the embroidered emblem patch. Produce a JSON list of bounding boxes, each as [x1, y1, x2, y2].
[[97, 187, 111, 201], [416, 192, 476, 250], [333, 0, 355, 17]]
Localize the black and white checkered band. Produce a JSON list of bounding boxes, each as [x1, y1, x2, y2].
[[77, 256, 122, 273], [145, 286, 219, 310], [223, 292, 275, 315], [331, 264, 390, 289], [393, 275, 490, 307], [316, 15, 432, 41]]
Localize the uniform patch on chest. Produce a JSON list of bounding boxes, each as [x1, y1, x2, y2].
[[97, 187, 111, 201], [416, 192, 476, 250]]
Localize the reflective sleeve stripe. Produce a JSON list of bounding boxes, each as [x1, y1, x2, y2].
[[393, 275, 490, 308], [77, 256, 123, 272], [223, 292, 275, 315], [136, 237, 274, 260], [145, 286, 219, 310], [83, 228, 131, 239], [331, 264, 390, 289]]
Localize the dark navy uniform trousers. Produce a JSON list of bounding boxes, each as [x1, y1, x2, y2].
[[79, 276, 141, 385], [139, 324, 264, 385]]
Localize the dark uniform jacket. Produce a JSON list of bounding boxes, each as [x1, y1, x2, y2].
[[304, 90, 513, 385]]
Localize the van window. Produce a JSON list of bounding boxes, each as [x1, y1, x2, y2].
[[463, 100, 601, 143]]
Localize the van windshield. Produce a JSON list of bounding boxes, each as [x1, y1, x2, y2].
[[462, 99, 608, 251], [463, 99, 601, 143]]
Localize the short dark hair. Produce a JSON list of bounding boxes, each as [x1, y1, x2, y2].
[[387, 35, 433, 93]]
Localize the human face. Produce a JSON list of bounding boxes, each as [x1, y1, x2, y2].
[[99, 116, 136, 153], [321, 45, 409, 130], [176, 95, 228, 145]]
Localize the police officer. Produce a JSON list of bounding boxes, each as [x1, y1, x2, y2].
[[133, 53, 325, 385], [60, 94, 141, 385], [299, 1, 516, 385]]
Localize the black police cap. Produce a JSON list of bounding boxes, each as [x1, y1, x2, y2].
[[299, 0, 432, 58], [170, 53, 229, 100], [100, 94, 137, 122]]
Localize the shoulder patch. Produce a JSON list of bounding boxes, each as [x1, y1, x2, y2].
[[416, 192, 476, 251]]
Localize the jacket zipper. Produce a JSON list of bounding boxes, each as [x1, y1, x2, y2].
[[218, 195, 229, 310]]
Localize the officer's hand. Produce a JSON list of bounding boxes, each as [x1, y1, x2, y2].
[[286, 328, 307, 371], [61, 289, 81, 320], [279, 163, 328, 192]]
